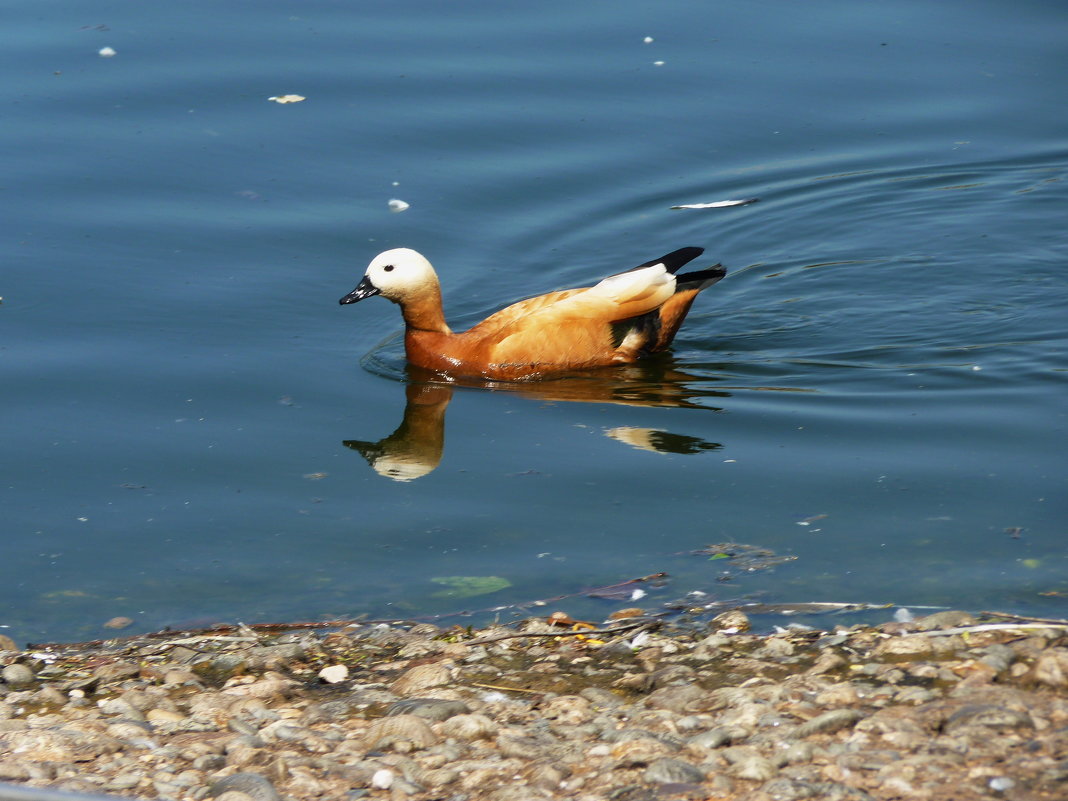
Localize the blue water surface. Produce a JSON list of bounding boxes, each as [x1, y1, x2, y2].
[[3, 0, 1066, 643]]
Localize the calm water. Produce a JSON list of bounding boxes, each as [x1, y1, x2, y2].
[[4, 1, 1066, 644]]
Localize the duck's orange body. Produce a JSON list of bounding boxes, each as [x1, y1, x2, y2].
[[340, 247, 725, 380]]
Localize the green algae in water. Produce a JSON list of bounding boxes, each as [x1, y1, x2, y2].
[[431, 576, 512, 599]]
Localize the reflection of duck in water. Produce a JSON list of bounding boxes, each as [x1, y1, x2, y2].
[[604, 426, 720, 455], [339, 247, 725, 381], [344, 365, 725, 482], [344, 383, 451, 482]]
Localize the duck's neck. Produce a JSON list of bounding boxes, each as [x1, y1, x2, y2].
[[399, 285, 451, 334]]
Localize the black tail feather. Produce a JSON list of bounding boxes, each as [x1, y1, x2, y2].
[[676, 264, 726, 290]]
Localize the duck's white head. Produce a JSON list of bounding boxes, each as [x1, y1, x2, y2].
[[339, 248, 439, 305]]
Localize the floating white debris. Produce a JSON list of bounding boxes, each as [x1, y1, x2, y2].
[[388, 198, 410, 213], [267, 94, 305, 104], [653, 60, 665, 66], [98, 47, 117, 58], [671, 198, 760, 210], [628, 630, 651, 649], [643, 36, 654, 44]]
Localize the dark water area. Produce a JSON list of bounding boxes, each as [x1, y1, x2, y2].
[[3, 1, 1066, 644]]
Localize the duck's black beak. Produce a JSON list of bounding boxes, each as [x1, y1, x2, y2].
[[339, 275, 380, 305]]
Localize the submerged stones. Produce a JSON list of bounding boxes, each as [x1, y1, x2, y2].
[[0, 611, 1066, 800]]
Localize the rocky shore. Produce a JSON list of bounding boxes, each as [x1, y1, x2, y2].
[[1, 610, 1066, 801]]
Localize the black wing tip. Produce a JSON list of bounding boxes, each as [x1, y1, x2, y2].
[[630, 246, 705, 274], [666, 245, 705, 261], [659, 246, 705, 273]]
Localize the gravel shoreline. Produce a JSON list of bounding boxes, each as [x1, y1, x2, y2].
[[1, 610, 1066, 801]]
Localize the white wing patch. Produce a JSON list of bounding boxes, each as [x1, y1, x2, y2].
[[533, 262, 676, 324], [586, 264, 674, 302]]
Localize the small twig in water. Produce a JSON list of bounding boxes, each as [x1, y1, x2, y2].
[[918, 622, 1068, 637], [979, 610, 1068, 626], [469, 682, 543, 694], [158, 635, 260, 647]]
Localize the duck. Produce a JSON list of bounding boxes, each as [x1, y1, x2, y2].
[[339, 246, 725, 380]]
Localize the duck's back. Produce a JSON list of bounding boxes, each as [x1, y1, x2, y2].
[[433, 266, 675, 376]]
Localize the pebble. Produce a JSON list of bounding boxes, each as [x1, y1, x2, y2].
[[611, 736, 674, 765], [645, 682, 706, 713], [943, 703, 1034, 733], [93, 660, 142, 682], [497, 733, 550, 760], [362, 713, 438, 750], [370, 768, 393, 789], [1032, 648, 1068, 686], [317, 664, 348, 684], [989, 775, 1015, 792], [793, 708, 864, 737], [542, 694, 592, 724], [2, 663, 35, 688], [208, 772, 281, 801], [386, 697, 470, 721], [721, 745, 779, 781], [644, 756, 706, 784], [0, 611, 1064, 800], [438, 713, 497, 741], [528, 761, 568, 789], [97, 697, 144, 720], [390, 661, 452, 695], [686, 727, 733, 751], [145, 707, 186, 724], [194, 653, 248, 682]]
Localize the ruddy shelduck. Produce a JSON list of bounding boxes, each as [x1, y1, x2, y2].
[[339, 246, 725, 380]]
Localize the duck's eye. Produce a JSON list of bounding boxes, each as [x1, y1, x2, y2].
[[383, 264, 394, 272]]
